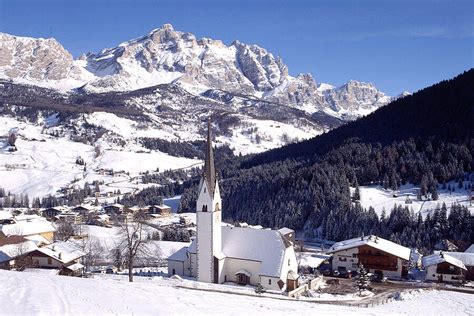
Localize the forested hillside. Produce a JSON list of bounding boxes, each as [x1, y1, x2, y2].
[[177, 70, 474, 252]]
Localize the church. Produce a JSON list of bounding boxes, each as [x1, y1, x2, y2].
[[167, 122, 299, 291]]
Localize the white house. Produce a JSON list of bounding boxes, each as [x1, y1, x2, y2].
[[327, 235, 411, 279], [422, 252, 467, 283], [167, 122, 298, 291]]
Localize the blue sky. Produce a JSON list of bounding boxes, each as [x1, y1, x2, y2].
[[0, 0, 472, 95]]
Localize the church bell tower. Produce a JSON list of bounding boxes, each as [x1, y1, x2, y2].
[[196, 120, 223, 283]]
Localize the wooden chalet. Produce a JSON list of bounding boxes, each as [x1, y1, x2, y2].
[[423, 252, 467, 283], [327, 235, 411, 279]]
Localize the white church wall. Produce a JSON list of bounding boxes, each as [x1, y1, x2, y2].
[[222, 258, 261, 285], [259, 276, 282, 291], [168, 260, 184, 277], [197, 211, 213, 282]]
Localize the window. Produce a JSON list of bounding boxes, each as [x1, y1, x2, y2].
[[202, 205, 208, 212], [268, 279, 272, 285], [172, 269, 176, 275], [339, 257, 347, 262], [47, 258, 52, 265], [204, 187, 206, 193], [288, 259, 291, 266], [352, 254, 358, 258]]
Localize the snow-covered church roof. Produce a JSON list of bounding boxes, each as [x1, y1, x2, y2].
[[168, 226, 292, 278], [221, 226, 288, 277], [327, 235, 411, 261]]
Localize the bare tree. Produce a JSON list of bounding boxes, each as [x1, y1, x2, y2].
[[55, 221, 76, 241], [115, 217, 150, 282], [75, 236, 104, 272]]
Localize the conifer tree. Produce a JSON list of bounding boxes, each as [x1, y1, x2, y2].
[[355, 264, 371, 293]]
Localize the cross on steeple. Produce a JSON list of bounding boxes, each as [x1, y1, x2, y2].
[[203, 120, 216, 197]]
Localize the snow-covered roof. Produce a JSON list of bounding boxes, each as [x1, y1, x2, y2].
[[64, 262, 84, 271], [167, 246, 188, 262], [327, 235, 411, 261], [0, 211, 12, 221], [443, 252, 474, 267], [422, 253, 467, 270], [0, 240, 37, 263], [24, 234, 51, 246], [168, 226, 290, 278], [278, 227, 294, 236], [35, 242, 85, 264], [221, 226, 287, 278], [465, 244, 474, 253], [0, 219, 56, 237]]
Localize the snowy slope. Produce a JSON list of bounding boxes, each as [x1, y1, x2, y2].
[[0, 115, 200, 198], [0, 270, 472, 315], [352, 183, 473, 216]]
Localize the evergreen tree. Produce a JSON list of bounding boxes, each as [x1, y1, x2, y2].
[[355, 264, 371, 293]]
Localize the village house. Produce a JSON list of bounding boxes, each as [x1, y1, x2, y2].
[[0, 215, 56, 244], [0, 236, 37, 270], [427, 246, 474, 281], [41, 206, 68, 220], [167, 122, 299, 291], [71, 205, 97, 217], [88, 214, 111, 227], [55, 212, 83, 224], [327, 235, 411, 279], [146, 204, 171, 218], [25, 242, 85, 276], [103, 203, 124, 215], [422, 252, 467, 283]]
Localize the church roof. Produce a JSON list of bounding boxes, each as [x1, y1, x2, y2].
[[221, 226, 287, 278], [203, 120, 216, 197], [169, 226, 289, 278]]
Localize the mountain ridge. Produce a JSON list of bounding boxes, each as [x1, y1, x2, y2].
[[0, 24, 398, 120]]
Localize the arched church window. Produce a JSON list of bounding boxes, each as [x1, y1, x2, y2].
[[215, 203, 220, 212], [202, 205, 208, 212], [204, 187, 206, 193]]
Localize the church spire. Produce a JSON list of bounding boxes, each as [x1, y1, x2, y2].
[[204, 120, 216, 196]]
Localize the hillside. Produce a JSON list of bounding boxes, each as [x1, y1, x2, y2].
[[178, 70, 474, 251]]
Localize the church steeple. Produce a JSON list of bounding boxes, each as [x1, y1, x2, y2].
[[203, 120, 216, 197]]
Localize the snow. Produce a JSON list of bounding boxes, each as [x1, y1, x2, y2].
[[422, 253, 467, 270], [221, 226, 287, 277], [0, 218, 55, 237], [216, 117, 321, 155], [0, 115, 201, 199], [0, 270, 472, 315], [0, 240, 37, 263], [299, 252, 330, 268], [328, 235, 411, 261], [353, 183, 473, 217], [36, 242, 85, 264], [440, 252, 474, 267]]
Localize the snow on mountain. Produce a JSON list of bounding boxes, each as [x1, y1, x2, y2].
[[0, 24, 396, 118]]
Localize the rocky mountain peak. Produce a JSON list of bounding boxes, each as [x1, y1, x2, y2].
[[0, 27, 396, 119]]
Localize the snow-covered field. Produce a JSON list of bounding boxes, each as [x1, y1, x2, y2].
[[0, 269, 472, 315], [354, 182, 473, 216], [0, 115, 201, 199]]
